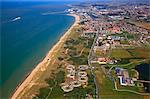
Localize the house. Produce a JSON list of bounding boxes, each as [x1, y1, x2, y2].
[[97, 57, 108, 64], [82, 31, 96, 38]]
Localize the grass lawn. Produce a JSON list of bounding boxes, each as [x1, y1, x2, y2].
[[94, 66, 113, 94], [128, 48, 150, 59], [120, 40, 129, 45], [118, 85, 142, 93], [101, 91, 144, 99], [110, 49, 132, 59]]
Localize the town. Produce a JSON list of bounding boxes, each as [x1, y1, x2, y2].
[[66, 1, 150, 99]]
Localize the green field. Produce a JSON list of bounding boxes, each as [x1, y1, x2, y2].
[[128, 48, 150, 59], [120, 40, 129, 45], [110, 49, 132, 59], [110, 47, 150, 60]]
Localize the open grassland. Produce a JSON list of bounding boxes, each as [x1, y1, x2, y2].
[[110, 49, 132, 59], [128, 48, 150, 59], [120, 40, 129, 45], [67, 36, 94, 65], [106, 59, 150, 70], [110, 47, 150, 59], [33, 71, 65, 99]]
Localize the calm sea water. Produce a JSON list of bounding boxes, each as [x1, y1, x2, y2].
[[1, 1, 75, 98]]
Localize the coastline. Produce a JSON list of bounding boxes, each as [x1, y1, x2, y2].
[[11, 14, 80, 99]]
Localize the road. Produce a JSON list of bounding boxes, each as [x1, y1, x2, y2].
[[88, 27, 101, 99]]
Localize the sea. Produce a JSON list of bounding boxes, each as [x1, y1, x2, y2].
[[0, 1, 75, 98]]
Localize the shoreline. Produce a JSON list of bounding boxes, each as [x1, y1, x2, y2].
[[10, 13, 80, 99]]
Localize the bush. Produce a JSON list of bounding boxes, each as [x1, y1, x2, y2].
[[55, 71, 65, 84], [45, 78, 55, 87], [36, 87, 50, 99]]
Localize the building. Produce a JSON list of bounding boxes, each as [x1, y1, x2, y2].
[[115, 67, 135, 86], [61, 65, 89, 92]]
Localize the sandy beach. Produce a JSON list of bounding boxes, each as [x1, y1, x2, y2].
[[11, 14, 80, 99]]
